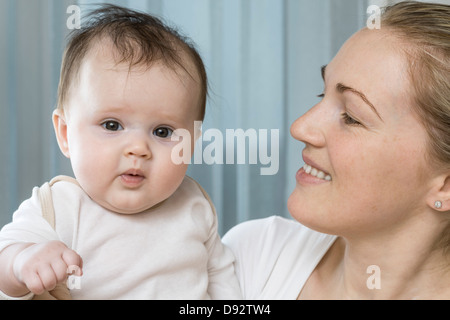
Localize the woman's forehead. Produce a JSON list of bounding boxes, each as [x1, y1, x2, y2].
[[327, 29, 413, 116]]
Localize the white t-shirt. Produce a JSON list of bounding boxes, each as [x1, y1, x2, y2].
[[223, 216, 337, 299], [0, 176, 242, 300]]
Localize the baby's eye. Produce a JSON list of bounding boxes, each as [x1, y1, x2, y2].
[[153, 127, 174, 138], [101, 120, 123, 131]]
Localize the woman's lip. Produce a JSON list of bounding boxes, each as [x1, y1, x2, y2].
[[296, 167, 330, 185], [302, 154, 330, 176]]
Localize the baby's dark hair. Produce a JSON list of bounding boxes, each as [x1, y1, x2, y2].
[[57, 4, 207, 120]]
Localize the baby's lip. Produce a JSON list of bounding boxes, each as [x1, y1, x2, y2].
[[120, 169, 146, 188], [122, 168, 145, 178]]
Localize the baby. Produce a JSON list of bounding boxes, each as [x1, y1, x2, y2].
[[0, 5, 241, 300]]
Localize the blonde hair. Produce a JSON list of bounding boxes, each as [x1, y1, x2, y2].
[[382, 1, 450, 253], [382, 1, 450, 169]]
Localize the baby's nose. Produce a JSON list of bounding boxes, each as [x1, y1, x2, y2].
[[124, 136, 152, 160]]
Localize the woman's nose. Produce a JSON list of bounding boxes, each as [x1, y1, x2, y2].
[[290, 104, 326, 147]]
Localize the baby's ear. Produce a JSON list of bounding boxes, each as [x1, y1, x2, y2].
[[194, 121, 203, 142], [52, 109, 70, 158]]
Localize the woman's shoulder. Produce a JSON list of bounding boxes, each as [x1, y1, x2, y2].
[[223, 215, 325, 252], [223, 216, 336, 299]]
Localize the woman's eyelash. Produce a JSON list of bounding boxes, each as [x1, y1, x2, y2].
[[341, 112, 362, 126], [316, 94, 362, 127]]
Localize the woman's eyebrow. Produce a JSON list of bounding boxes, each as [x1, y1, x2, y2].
[[320, 65, 383, 122]]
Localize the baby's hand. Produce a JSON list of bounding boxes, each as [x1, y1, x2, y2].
[[12, 241, 83, 295]]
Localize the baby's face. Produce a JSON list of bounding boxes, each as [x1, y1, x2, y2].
[[54, 45, 201, 214]]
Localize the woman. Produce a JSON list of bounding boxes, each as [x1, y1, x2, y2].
[[223, 1, 450, 299]]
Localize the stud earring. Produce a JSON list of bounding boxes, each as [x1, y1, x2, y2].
[[434, 201, 442, 209]]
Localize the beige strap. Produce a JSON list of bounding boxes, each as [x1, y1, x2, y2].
[[37, 176, 80, 229], [37, 182, 56, 229], [186, 176, 217, 216], [33, 176, 78, 301], [49, 175, 80, 188]]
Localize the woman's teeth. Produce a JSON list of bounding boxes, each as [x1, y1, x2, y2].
[[303, 164, 332, 181]]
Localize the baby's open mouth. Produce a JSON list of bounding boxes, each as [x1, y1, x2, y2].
[[120, 169, 145, 186]]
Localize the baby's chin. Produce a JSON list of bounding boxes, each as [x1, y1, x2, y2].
[[98, 199, 167, 215]]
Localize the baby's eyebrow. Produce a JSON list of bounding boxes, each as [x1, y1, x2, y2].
[[320, 65, 383, 122]]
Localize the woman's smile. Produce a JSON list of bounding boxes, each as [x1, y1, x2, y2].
[[296, 164, 332, 185]]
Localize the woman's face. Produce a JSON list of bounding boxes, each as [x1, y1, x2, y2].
[[288, 29, 434, 238]]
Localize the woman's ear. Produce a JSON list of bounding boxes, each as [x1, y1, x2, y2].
[[52, 109, 70, 158], [427, 174, 450, 212]]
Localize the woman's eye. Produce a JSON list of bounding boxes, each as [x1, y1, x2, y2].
[[102, 121, 123, 131], [341, 113, 362, 126], [153, 127, 174, 138]]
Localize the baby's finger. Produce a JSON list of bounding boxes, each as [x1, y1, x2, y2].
[[23, 272, 46, 295], [51, 258, 70, 283], [36, 264, 58, 292], [62, 249, 83, 276]]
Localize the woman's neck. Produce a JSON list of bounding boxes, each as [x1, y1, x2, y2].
[[300, 218, 450, 299], [337, 238, 448, 299]]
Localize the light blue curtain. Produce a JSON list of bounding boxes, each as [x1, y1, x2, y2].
[[1, 0, 422, 234]]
